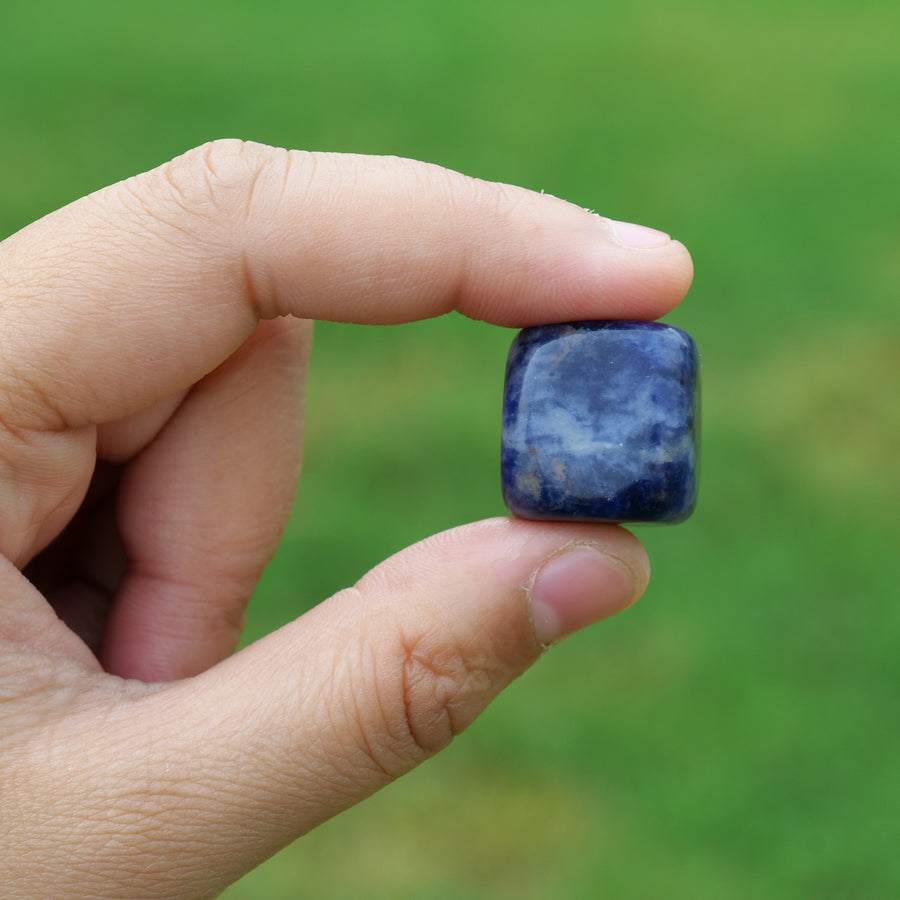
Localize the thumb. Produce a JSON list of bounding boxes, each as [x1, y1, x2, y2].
[[28, 519, 647, 897], [201, 518, 645, 790]]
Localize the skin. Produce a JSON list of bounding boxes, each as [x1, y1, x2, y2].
[[0, 140, 693, 899]]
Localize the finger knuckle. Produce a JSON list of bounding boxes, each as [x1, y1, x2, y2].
[[356, 614, 495, 775], [110, 140, 276, 236], [166, 139, 270, 222], [399, 634, 484, 754]]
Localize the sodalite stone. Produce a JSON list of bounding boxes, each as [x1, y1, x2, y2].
[[501, 321, 699, 524]]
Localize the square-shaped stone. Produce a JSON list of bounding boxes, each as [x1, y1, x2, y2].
[[501, 320, 700, 523]]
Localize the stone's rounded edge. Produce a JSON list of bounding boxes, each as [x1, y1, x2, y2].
[[686, 333, 701, 522], [500, 320, 701, 526], [502, 490, 696, 525], [500, 487, 631, 525], [514, 318, 696, 341]]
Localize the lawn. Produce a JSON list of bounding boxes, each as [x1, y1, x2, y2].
[[3, 1, 898, 897]]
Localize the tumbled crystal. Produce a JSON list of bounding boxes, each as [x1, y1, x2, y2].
[[501, 320, 700, 524]]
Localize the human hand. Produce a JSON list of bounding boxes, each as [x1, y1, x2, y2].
[[0, 141, 693, 898]]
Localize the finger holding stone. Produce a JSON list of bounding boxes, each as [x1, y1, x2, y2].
[[0, 140, 693, 434], [0, 139, 693, 654]]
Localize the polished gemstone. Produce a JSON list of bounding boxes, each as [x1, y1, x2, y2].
[[501, 321, 700, 524]]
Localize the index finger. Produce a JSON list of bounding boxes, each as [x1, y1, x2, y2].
[[0, 140, 692, 431]]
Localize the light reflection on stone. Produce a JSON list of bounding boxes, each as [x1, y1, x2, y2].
[[501, 321, 700, 523]]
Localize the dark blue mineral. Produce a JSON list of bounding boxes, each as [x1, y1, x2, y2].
[[501, 321, 700, 524]]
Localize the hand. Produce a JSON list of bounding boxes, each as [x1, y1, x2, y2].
[[0, 141, 693, 898]]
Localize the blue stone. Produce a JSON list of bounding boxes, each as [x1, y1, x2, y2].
[[501, 321, 700, 524]]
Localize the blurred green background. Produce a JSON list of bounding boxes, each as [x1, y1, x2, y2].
[[3, 0, 898, 897]]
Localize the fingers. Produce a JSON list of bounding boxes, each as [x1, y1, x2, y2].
[[0, 140, 690, 672], [172, 519, 646, 873], [11, 518, 647, 896], [0, 139, 693, 433], [102, 317, 311, 680]]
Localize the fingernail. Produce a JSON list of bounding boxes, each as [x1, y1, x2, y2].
[[529, 544, 638, 647], [607, 218, 672, 249]]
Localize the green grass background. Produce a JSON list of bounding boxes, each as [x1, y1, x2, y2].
[[3, 1, 898, 897]]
